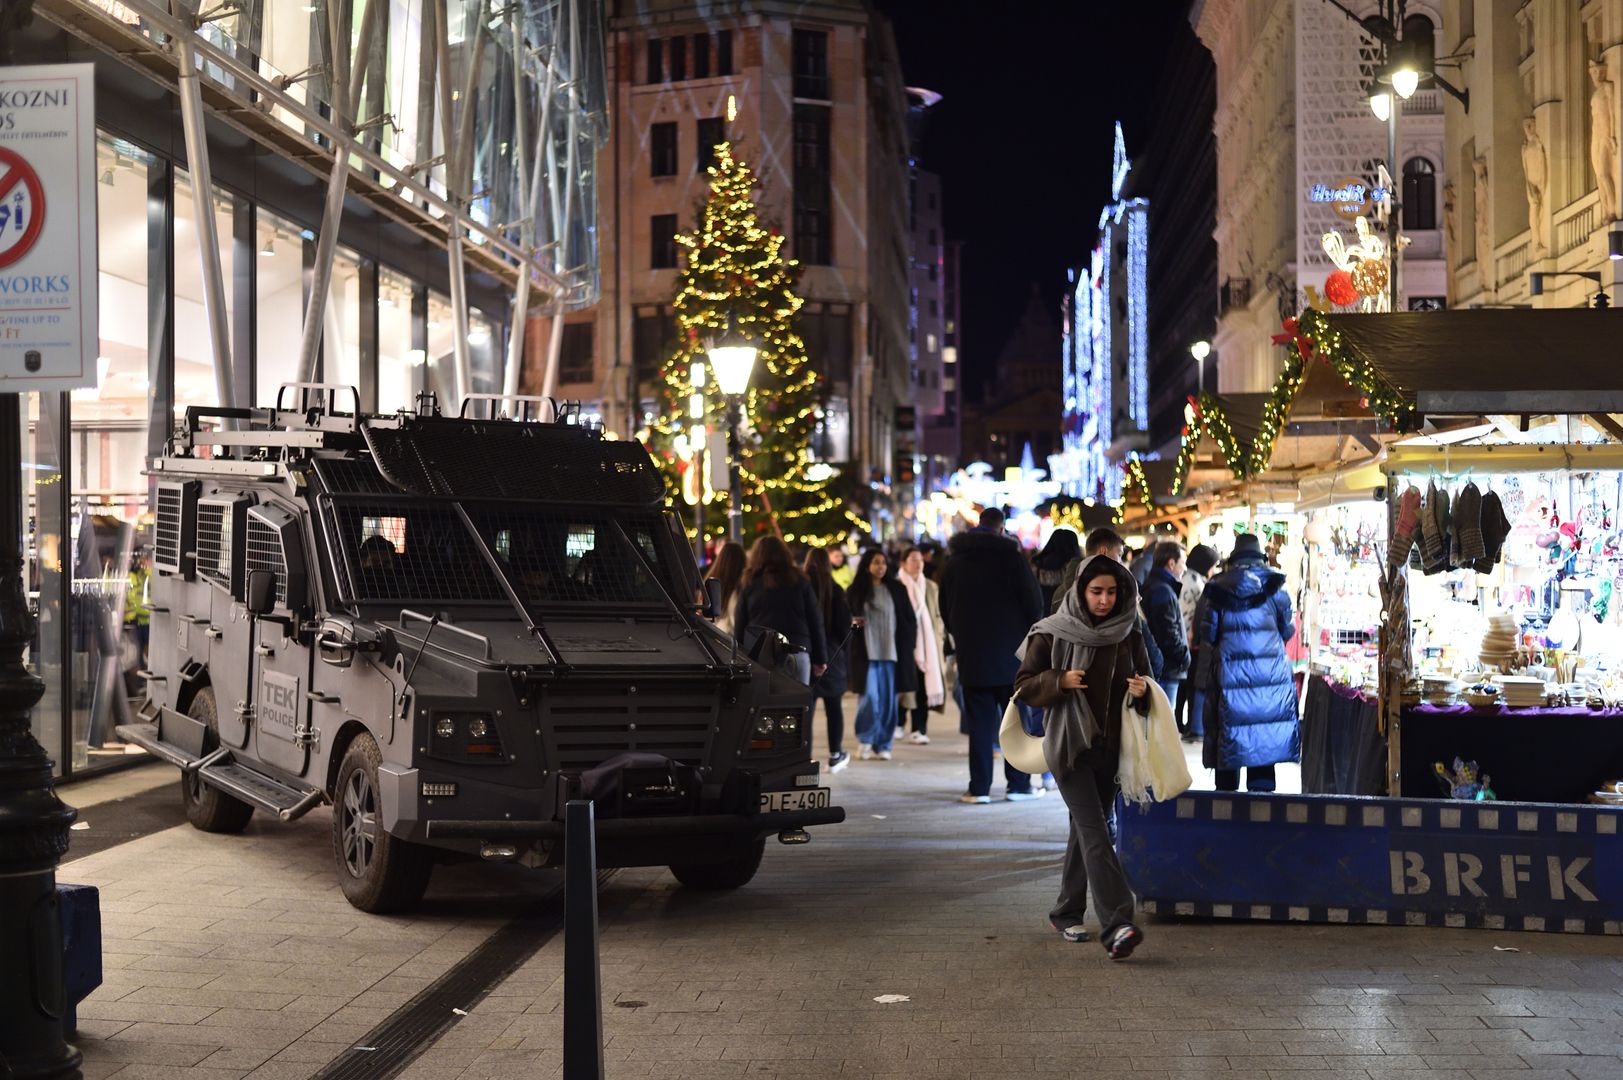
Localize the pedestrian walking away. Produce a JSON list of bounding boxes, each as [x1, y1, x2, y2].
[[847, 548, 918, 761], [1014, 554, 1150, 960], [705, 540, 746, 637], [733, 537, 828, 686], [1178, 543, 1219, 740], [897, 546, 946, 744], [938, 507, 1045, 802], [1032, 527, 1081, 613], [804, 547, 856, 772], [1141, 540, 1192, 726], [1192, 533, 1301, 792]]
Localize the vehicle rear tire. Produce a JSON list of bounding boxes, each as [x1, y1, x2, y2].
[[332, 734, 434, 913], [181, 687, 255, 834], [668, 837, 766, 890]]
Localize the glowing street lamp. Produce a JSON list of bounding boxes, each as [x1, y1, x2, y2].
[[706, 324, 758, 543], [1190, 340, 1211, 395]]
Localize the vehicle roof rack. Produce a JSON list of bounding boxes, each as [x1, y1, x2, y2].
[[457, 394, 582, 425]]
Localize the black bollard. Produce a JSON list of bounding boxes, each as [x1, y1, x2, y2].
[[562, 799, 603, 1080], [0, 392, 81, 1080]]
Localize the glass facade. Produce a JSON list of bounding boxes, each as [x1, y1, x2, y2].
[[21, 0, 608, 781]]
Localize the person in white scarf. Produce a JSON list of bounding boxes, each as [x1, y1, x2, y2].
[[897, 547, 946, 743]]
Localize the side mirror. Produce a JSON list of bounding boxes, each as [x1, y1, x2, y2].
[[245, 569, 276, 617], [702, 577, 723, 620]]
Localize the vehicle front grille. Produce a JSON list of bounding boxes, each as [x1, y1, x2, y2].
[[539, 683, 719, 770]]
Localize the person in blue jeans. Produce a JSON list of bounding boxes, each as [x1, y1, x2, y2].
[[847, 549, 917, 761]]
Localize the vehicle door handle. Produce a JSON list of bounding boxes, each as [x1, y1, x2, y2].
[[205, 627, 223, 640], [306, 691, 340, 705], [255, 643, 274, 656]]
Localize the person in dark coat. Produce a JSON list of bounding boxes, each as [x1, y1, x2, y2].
[[733, 537, 828, 686], [938, 507, 1046, 802], [1192, 533, 1300, 792], [1032, 527, 1082, 612], [847, 549, 918, 760], [804, 548, 856, 772], [1140, 541, 1192, 709]]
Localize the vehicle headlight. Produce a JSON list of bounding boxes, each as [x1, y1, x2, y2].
[[753, 715, 776, 736], [468, 717, 490, 739], [776, 715, 800, 735], [434, 717, 456, 739]]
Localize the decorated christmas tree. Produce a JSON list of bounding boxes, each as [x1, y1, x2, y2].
[[650, 138, 863, 545]]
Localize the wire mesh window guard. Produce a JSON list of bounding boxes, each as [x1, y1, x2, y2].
[[245, 515, 288, 607]]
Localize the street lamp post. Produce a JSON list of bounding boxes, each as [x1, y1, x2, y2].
[[1189, 340, 1211, 396], [707, 329, 758, 546]]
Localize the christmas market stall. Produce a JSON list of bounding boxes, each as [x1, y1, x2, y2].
[[1115, 310, 1623, 936]]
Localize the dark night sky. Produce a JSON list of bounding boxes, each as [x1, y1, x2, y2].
[[877, 1, 1194, 399]]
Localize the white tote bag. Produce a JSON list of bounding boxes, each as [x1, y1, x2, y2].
[[997, 696, 1049, 775], [1117, 678, 1192, 806]]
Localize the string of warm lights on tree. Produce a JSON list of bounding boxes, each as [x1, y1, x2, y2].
[[649, 138, 868, 545]]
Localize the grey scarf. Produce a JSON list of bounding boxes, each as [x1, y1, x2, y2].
[[1015, 555, 1140, 777]]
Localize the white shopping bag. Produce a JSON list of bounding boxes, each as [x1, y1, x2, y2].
[[1117, 678, 1192, 805]]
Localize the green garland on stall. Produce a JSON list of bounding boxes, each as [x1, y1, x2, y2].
[[1295, 307, 1418, 431]]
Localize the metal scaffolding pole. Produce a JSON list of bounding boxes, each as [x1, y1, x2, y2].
[[176, 38, 235, 411], [432, 0, 477, 405], [506, 35, 561, 405]]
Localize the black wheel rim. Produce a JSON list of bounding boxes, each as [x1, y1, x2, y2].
[[341, 767, 378, 877]]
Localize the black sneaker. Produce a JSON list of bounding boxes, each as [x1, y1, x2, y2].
[[1104, 923, 1143, 960], [828, 750, 850, 773]]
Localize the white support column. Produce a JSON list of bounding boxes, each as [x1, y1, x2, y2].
[[433, 0, 475, 406], [502, 4, 531, 407], [514, 48, 561, 404], [298, 0, 357, 385], [176, 38, 234, 411]]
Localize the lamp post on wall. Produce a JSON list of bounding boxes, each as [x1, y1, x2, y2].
[[0, 9, 85, 1080], [707, 326, 758, 546]]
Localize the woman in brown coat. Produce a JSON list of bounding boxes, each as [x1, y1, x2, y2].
[[1014, 554, 1149, 960]]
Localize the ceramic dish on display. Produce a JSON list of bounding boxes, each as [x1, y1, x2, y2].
[[1462, 681, 1500, 708], [1492, 674, 1546, 707]]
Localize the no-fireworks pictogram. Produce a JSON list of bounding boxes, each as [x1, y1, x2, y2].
[[0, 146, 45, 270]]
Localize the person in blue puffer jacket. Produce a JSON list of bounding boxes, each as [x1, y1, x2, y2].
[[1191, 533, 1299, 791]]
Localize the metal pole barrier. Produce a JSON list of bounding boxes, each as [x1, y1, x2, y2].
[[0, 393, 81, 1080], [726, 398, 743, 545], [562, 800, 603, 1080]]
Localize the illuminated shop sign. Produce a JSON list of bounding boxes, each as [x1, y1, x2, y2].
[[1308, 177, 1389, 219]]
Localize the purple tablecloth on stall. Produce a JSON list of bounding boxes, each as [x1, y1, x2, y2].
[[1399, 703, 1623, 802]]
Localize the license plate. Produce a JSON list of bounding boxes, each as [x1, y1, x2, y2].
[[760, 788, 831, 813]]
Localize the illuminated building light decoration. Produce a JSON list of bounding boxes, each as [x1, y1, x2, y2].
[[1126, 206, 1149, 430], [1319, 215, 1390, 313], [650, 140, 867, 544], [1110, 120, 1131, 200]]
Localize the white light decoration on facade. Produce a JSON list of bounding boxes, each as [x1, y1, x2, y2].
[[1126, 204, 1149, 430]]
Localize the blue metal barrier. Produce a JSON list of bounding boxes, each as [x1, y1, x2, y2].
[[1116, 792, 1623, 935], [59, 883, 101, 1034]]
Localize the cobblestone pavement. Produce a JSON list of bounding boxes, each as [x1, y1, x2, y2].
[[58, 707, 1623, 1080]]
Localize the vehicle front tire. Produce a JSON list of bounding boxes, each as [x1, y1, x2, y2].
[[668, 837, 766, 890], [332, 734, 434, 913], [181, 687, 255, 834]]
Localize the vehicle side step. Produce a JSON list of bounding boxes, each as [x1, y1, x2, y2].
[[198, 761, 326, 822], [114, 718, 201, 770]]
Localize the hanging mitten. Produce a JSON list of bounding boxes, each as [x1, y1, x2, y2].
[[1389, 485, 1422, 574]]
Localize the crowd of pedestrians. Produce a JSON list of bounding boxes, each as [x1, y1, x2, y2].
[[697, 517, 1302, 960]]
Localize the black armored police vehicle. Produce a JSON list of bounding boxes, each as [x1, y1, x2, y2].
[[118, 386, 842, 912]]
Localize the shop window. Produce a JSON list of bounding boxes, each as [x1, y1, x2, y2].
[[1403, 157, 1437, 231], [254, 207, 305, 408], [377, 269, 422, 413], [468, 310, 499, 396], [557, 322, 594, 385], [426, 290, 458, 405], [651, 213, 679, 269], [173, 170, 237, 410], [651, 122, 678, 178]]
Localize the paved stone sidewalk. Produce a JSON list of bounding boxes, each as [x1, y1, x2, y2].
[[57, 717, 1623, 1080]]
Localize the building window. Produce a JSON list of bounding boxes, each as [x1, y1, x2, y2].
[[650, 213, 679, 269], [651, 122, 678, 177], [793, 29, 829, 99], [793, 104, 832, 264], [1402, 157, 1437, 230], [697, 116, 726, 173], [646, 38, 663, 83], [558, 322, 594, 384], [693, 33, 711, 79], [717, 30, 734, 75], [928, 298, 938, 317], [668, 35, 687, 82]]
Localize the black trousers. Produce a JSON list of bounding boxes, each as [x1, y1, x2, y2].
[[1215, 765, 1277, 792], [817, 695, 844, 755]]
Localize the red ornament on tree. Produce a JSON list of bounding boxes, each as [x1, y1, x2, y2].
[[1324, 269, 1359, 307]]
